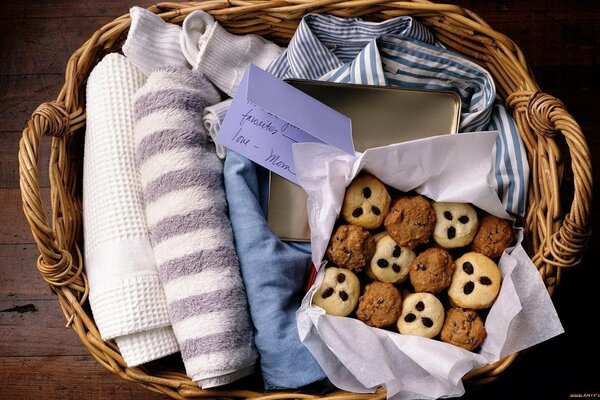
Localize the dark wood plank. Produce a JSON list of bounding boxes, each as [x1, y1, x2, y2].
[[0, 244, 53, 296], [2, 0, 155, 19], [0, 297, 89, 357], [1, 187, 50, 244], [0, 356, 167, 400], [0, 17, 123, 76], [0, 4, 598, 77], [2, 0, 598, 18], [481, 12, 598, 67], [0, 244, 85, 357], [0, 74, 64, 133]]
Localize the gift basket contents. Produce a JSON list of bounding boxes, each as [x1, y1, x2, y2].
[[18, 1, 592, 400], [314, 174, 513, 351]]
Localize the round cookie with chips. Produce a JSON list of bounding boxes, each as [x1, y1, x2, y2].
[[312, 267, 360, 317], [471, 214, 515, 258], [409, 247, 455, 294], [356, 281, 403, 328], [367, 234, 415, 284], [326, 224, 376, 272], [440, 307, 487, 351], [384, 195, 436, 249], [397, 293, 445, 338], [448, 252, 502, 309], [432, 202, 479, 248], [342, 173, 391, 230]]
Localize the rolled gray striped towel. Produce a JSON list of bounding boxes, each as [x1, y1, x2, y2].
[[133, 66, 258, 388]]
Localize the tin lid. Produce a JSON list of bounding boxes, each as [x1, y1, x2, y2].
[[267, 80, 461, 242]]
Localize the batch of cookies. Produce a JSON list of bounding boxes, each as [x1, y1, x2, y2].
[[312, 173, 515, 351]]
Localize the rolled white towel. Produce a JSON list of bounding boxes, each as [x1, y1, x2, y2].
[[83, 53, 179, 367]]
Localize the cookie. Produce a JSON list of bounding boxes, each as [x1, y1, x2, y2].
[[342, 174, 391, 230], [397, 293, 445, 338], [356, 281, 403, 328], [408, 247, 454, 294], [367, 234, 415, 284], [447, 252, 502, 309], [384, 195, 436, 249], [312, 267, 360, 317], [440, 307, 487, 351], [326, 224, 376, 272], [432, 202, 479, 248], [471, 214, 515, 258]]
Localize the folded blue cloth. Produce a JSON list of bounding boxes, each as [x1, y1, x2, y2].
[[223, 150, 324, 389]]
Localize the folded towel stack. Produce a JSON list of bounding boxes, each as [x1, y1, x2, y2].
[[133, 66, 258, 388], [83, 53, 179, 367]]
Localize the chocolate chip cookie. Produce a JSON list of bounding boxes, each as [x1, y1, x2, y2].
[[384, 195, 436, 249], [440, 307, 487, 351], [408, 247, 454, 294], [326, 224, 376, 272], [471, 214, 515, 258], [356, 281, 403, 328]]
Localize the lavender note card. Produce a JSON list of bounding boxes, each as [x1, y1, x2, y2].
[[216, 64, 354, 184]]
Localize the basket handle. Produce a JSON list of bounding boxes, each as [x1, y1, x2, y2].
[[517, 91, 592, 267], [19, 100, 85, 289]]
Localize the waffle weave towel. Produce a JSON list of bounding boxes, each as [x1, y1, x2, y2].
[[83, 53, 179, 367], [133, 66, 258, 388]]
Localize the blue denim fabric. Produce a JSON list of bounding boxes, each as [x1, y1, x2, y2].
[[223, 150, 326, 389]]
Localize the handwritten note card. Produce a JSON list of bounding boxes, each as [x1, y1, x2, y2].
[[216, 64, 354, 184]]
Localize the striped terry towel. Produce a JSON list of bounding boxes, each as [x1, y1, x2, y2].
[[133, 66, 258, 388]]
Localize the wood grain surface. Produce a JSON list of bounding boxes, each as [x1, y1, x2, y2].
[[1, 1, 598, 399]]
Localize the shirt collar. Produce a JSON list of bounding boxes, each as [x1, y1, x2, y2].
[[285, 14, 432, 80], [321, 39, 387, 86]]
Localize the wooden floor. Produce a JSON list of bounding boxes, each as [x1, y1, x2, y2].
[[1, 1, 599, 399]]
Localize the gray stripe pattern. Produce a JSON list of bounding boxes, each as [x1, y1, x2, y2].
[[168, 288, 248, 322], [136, 128, 207, 165], [142, 164, 224, 204], [134, 89, 204, 120], [149, 206, 231, 244], [133, 66, 258, 387], [180, 328, 253, 359], [156, 247, 238, 283]]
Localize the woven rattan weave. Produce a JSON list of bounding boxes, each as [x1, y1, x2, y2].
[[18, 1, 592, 399]]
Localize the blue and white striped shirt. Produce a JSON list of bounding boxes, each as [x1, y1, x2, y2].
[[267, 14, 528, 216]]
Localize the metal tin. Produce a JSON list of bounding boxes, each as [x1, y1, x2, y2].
[[267, 80, 462, 242]]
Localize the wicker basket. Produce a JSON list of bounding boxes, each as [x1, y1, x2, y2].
[[18, 1, 592, 398]]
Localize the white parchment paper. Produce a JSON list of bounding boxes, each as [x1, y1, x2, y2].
[[292, 132, 564, 399]]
